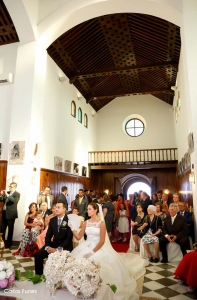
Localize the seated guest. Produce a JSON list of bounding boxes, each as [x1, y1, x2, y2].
[[102, 195, 114, 239], [40, 202, 52, 221], [152, 193, 158, 205], [36, 204, 56, 249], [172, 193, 180, 204], [161, 192, 171, 207], [141, 192, 152, 214], [155, 202, 166, 227], [159, 203, 188, 263], [72, 207, 84, 248], [13, 202, 42, 257], [34, 201, 73, 275], [139, 205, 162, 263], [174, 250, 197, 293], [131, 203, 146, 252]]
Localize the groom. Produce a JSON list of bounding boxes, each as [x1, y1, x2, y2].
[[34, 200, 73, 275]]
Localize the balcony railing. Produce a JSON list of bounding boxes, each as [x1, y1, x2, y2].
[[88, 148, 178, 164]]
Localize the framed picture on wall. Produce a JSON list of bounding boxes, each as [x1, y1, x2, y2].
[[54, 156, 63, 171], [82, 166, 87, 177], [64, 160, 72, 173], [188, 132, 194, 154], [10, 141, 25, 165], [73, 163, 79, 175]]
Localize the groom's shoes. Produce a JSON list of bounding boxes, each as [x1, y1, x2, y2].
[[160, 259, 168, 263]]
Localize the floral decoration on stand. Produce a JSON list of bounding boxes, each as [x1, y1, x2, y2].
[[0, 259, 15, 289], [44, 251, 101, 298], [62, 257, 101, 299]]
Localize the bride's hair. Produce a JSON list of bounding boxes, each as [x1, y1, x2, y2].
[[89, 202, 99, 213]]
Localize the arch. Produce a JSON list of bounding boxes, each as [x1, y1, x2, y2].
[[71, 100, 76, 117], [78, 107, 82, 123], [84, 113, 88, 128], [37, 0, 182, 48]]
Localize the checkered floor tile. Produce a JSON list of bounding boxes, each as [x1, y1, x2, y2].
[[142, 260, 196, 300], [3, 247, 197, 300]]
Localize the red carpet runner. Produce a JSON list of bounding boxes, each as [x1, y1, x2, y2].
[[111, 240, 129, 253]]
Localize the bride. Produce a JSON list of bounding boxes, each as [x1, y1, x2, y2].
[[69, 202, 140, 300]]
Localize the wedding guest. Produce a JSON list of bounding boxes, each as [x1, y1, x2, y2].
[[37, 204, 56, 249], [159, 203, 188, 263], [173, 193, 180, 204], [152, 193, 158, 205], [155, 202, 166, 227], [40, 202, 52, 222], [118, 204, 129, 242], [102, 195, 114, 238], [57, 186, 68, 210], [141, 192, 152, 214], [74, 189, 88, 219], [110, 194, 118, 243], [161, 192, 171, 207], [13, 202, 42, 257], [117, 193, 129, 213], [34, 201, 73, 275], [37, 186, 54, 209], [72, 207, 84, 248], [131, 203, 146, 252], [139, 205, 162, 263], [2, 182, 20, 248]]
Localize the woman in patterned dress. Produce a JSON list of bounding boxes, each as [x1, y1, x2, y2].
[[138, 205, 162, 263]]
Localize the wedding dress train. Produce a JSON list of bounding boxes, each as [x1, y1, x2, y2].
[[72, 220, 145, 300]]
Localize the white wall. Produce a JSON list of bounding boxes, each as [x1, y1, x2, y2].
[[96, 95, 176, 151], [41, 56, 97, 175]]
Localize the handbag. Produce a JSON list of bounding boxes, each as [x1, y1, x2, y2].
[[138, 227, 148, 238]]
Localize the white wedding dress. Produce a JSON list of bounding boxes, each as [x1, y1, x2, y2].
[[72, 220, 141, 300]]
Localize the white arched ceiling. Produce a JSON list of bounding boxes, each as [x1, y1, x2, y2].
[[37, 0, 183, 48]]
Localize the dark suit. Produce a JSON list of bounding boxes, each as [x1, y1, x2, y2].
[[162, 200, 171, 207], [34, 214, 73, 275], [142, 198, 152, 213], [74, 196, 88, 219], [42, 209, 52, 220], [159, 214, 188, 261], [2, 191, 20, 248], [178, 211, 193, 237], [57, 193, 68, 210]]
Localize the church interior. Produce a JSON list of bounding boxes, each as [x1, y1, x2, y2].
[[0, 0, 197, 299]]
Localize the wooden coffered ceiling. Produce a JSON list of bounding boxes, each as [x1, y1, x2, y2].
[[47, 13, 181, 112], [0, 0, 19, 45]]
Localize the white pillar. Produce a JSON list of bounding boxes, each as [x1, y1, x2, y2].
[[181, 0, 197, 239]]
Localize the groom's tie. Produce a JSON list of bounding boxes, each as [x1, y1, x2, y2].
[[57, 218, 61, 232]]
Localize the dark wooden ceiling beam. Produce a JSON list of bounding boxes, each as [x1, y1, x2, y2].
[[87, 87, 174, 102], [70, 61, 178, 83]]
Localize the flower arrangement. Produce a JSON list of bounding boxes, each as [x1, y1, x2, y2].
[[60, 221, 67, 228], [0, 259, 15, 289], [44, 250, 75, 285], [44, 251, 101, 298]]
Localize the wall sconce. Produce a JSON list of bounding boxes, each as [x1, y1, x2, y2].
[[189, 172, 195, 184], [164, 189, 169, 194], [104, 189, 109, 194], [12, 174, 20, 183]]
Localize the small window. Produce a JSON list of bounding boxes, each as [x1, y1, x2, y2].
[[78, 108, 82, 123], [125, 118, 144, 137], [71, 101, 76, 117], [84, 113, 88, 128]]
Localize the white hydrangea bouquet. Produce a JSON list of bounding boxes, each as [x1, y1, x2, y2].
[[44, 251, 101, 298], [0, 259, 15, 289]]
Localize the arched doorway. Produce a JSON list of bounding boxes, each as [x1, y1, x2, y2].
[[127, 182, 151, 199]]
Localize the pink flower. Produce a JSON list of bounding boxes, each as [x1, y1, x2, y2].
[[8, 274, 15, 284], [0, 279, 8, 288]]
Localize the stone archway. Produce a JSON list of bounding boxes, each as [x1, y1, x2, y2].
[[117, 173, 157, 198]]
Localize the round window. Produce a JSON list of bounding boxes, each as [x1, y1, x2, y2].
[[125, 118, 145, 137]]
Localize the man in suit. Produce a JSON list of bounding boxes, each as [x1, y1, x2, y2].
[[178, 202, 193, 238], [57, 186, 68, 210], [161, 192, 171, 207], [74, 189, 88, 219], [1, 182, 20, 248], [159, 203, 188, 263], [141, 191, 152, 214], [34, 200, 73, 275], [37, 186, 54, 209], [40, 202, 52, 220]]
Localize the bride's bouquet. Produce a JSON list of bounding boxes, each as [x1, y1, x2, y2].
[[44, 251, 101, 298]]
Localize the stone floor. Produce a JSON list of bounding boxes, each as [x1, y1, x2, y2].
[[3, 246, 197, 300]]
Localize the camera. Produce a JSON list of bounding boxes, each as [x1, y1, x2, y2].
[[7, 191, 11, 194]]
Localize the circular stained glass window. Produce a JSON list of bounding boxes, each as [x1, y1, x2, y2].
[[125, 118, 145, 137]]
